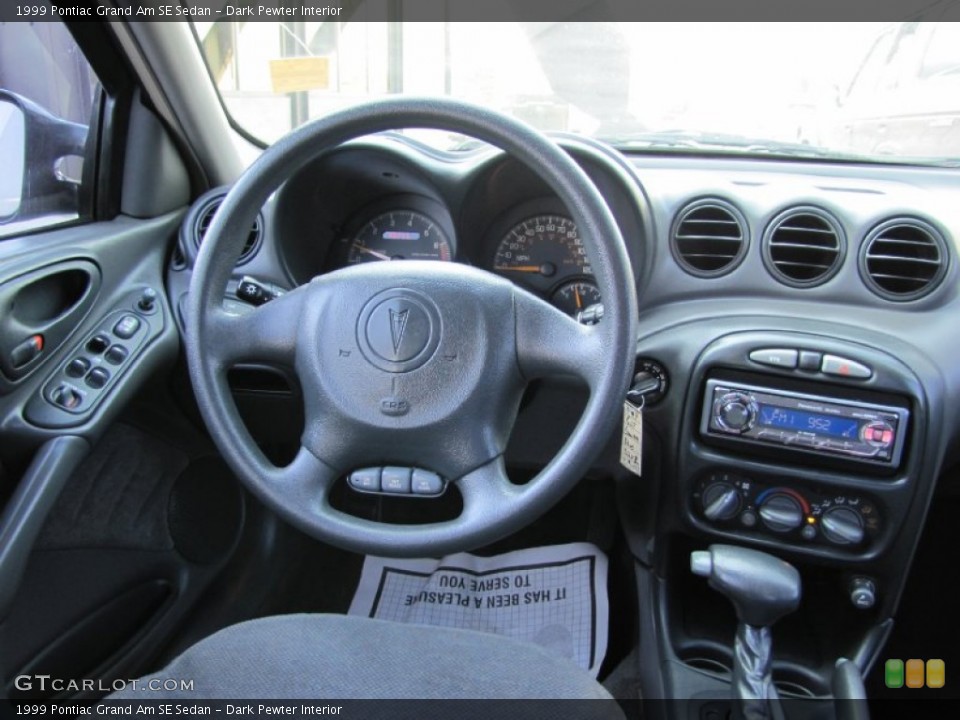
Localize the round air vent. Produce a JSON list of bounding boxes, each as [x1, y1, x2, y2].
[[670, 199, 748, 277], [860, 218, 948, 301], [192, 195, 262, 265], [762, 207, 844, 287]]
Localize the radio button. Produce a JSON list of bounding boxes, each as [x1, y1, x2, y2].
[[759, 493, 804, 533], [798, 351, 823, 371], [716, 392, 757, 433], [821, 354, 872, 379], [749, 348, 799, 369]]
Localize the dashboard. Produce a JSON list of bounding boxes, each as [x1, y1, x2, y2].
[[162, 130, 960, 694], [168, 130, 960, 596]]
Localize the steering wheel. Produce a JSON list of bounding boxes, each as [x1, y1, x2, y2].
[[185, 98, 639, 557]]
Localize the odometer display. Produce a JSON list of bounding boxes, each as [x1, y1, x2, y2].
[[493, 215, 589, 292], [347, 210, 452, 264]]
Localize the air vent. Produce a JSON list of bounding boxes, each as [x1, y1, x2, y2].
[[860, 219, 948, 300], [193, 196, 262, 265], [763, 208, 844, 287], [671, 199, 748, 277]]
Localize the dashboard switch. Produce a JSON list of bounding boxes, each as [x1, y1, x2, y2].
[[412, 469, 444, 496], [821, 354, 871, 379], [749, 348, 798, 369], [113, 315, 141, 340], [381, 467, 412, 494], [348, 468, 381, 492]]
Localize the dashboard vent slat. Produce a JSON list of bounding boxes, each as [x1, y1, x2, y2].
[[193, 195, 262, 265], [671, 199, 748, 277], [860, 219, 948, 300], [763, 208, 844, 287]]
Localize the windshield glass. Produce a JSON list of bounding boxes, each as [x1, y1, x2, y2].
[[193, 19, 960, 165]]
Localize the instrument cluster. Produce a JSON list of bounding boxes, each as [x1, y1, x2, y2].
[[327, 196, 601, 321]]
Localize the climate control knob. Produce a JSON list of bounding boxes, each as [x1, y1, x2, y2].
[[715, 392, 756, 434], [821, 506, 865, 545], [702, 482, 741, 522], [758, 493, 804, 533]]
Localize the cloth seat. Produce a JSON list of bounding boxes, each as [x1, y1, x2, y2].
[[112, 613, 622, 713]]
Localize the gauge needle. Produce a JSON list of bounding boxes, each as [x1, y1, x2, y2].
[[494, 265, 542, 273], [353, 244, 391, 261], [574, 285, 583, 310]]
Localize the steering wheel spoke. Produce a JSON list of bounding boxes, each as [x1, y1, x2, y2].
[[206, 286, 306, 368], [514, 288, 604, 387], [457, 456, 524, 518], [267, 444, 338, 501]]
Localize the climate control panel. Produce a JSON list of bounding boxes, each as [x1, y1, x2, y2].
[[692, 472, 881, 549]]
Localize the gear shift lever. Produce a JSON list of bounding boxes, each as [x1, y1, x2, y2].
[[691, 545, 801, 720]]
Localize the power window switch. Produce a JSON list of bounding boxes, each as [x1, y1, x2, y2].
[[105, 345, 128, 365], [85, 367, 110, 389], [66, 357, 91, 377]]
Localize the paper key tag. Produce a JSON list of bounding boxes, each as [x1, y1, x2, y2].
[[620, 400, 643, 476]]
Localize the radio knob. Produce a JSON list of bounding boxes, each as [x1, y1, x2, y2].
[[758, 493, 804, 533], [702, 482, 741, 522], [716, 393, 756, 434], [821, 506, 865, 545]]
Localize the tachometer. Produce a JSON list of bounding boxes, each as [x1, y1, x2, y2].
[[347, 210, 452, 264], [492, 215, 589, 291]]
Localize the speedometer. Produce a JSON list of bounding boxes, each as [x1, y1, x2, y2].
[[492, 215, 590, 292], [347, 210, 453, 265]]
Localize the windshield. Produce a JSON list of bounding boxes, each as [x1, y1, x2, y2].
[[192, 19, 960, 166]]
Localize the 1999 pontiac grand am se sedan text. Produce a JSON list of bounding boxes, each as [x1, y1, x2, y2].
[[1, 7, 959, 719]]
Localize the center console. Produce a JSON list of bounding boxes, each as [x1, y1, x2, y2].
[[626, 323, 941, 713]]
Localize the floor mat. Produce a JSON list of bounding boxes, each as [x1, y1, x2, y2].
[[348, 542, 609, 676]]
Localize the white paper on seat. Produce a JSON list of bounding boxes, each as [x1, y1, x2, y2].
[[348, 542, 609, 677]]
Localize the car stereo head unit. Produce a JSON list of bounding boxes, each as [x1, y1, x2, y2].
[[701, 379, 909, 467]]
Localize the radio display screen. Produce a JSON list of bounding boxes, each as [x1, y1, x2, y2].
[[758, 404, 860, 439]]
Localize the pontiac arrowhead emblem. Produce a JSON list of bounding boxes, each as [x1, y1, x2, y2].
[[388, 308, 410, 357]]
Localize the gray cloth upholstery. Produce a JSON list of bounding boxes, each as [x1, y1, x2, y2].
[[114, 614, 620, 704]]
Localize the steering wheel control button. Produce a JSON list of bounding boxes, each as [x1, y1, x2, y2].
[[66, 357, 91, 378], [85, 367, 110, 389], [821, 354, 871, 379], [381, 466, 412, 494], [357, 290, 442, 373], [105, 345, 129, 365], [348, 468, 382, 492], [113, 315, 142, 340], [86, 334, 110, 354], [749, 348, 798, 369], [412, 469, 444, 496]]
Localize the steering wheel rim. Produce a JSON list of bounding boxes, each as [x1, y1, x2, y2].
[[185, 97, 638, 557]]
